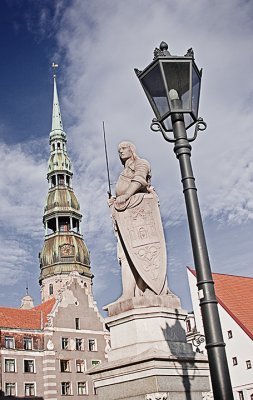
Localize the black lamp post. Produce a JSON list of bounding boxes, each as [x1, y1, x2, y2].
[[135, 42, 234, 400]]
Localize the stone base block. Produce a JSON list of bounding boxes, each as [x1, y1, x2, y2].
[[89, 349, 210, 400], [105, 295, 193, 361]]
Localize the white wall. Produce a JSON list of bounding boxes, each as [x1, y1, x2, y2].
[[187, 269, 253, 399]]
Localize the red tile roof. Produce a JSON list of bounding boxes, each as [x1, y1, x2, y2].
[[0, 298, 56, 330], [188, 268, 253, 340]]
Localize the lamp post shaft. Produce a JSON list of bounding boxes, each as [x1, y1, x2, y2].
[[172, 116, 234, 400]]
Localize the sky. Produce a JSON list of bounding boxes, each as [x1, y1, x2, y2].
[[0, 0, 253, 314]]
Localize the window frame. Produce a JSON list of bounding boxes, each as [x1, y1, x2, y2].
[[61, 337, 69, 350], [61, 381, 72, 396], [227, 330, 233, 339], [24, 359, 35, 374], [88, 338, 97, 352], [5, 336, 15, 349], [76, 338, 84, 351], [77, 381, 88, 396], [24, 382, 36, 397], [4, 358, 16, 373], [23, 337, 33, 350], [60, 359, 71, 373], [232, 356, 238, 366], [76, 359, 86, 373], [5, 382, 16, 396]]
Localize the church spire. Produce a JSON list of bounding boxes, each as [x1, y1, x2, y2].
[[39, 66, 92, 303], [51, 63, 64, 133]]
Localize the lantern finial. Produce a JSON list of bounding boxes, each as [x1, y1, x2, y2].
[[153, 41, 171, 60]]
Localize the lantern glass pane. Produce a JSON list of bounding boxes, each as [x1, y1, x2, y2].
[[163, 61, 191, 111], [141, 63, 170, 118], [192, 66, 201, 118]]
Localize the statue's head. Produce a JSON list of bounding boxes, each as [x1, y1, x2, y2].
[[118, 141, 137, 164]]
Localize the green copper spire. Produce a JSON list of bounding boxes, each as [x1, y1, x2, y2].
[[52, 76, 63, 131], [50, 63, 65, 138]]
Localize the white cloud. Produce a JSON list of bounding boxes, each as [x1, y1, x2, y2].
[[1, 0, 253, 309]]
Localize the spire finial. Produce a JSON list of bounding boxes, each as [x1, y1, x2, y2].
[[52, 62, 59, 78], [26, 283, 29, 296]]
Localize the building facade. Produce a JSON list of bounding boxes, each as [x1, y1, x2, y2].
[[0, 70, 109, 399], [187, 268, 253, 400]]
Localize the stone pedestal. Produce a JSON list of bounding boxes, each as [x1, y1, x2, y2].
[[89, 295, 210, 399]]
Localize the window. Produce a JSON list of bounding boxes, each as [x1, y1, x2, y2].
[[24, 360, 35, 373], [49, 284, 53, 295], [76, 338, 84, 351], [227, 330, 233, 339], [61, 382, 71, 396], [5, 383, 16, 396], [88, 338, 97, 352], [246, 360, 252, 369], [60, 360, 71, 372], [77, 382, 88, 395], [232, 357, 238, 366], [24, 337, 32, 350], [75, 318, 80, 330], [91, 360, 101, 367], [5, 359, 15, 373], [238, 391, 244, 400], [25, 383, 35, 397], [5, 336, 14, 349], [62, 337, 69, 350], [76, 359, 85, 373], [186, 319, 191, 333]]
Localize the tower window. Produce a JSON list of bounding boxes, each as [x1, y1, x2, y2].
[[49, 284, 53, 295], [58, 174, 64, 185], [57, 142, 61, 149], [186, 319, 191, 333], [59, 217, 70, 232], [52, 143, 55, 151], [246, 360, 252, 369], [75, 318, 80, 330]]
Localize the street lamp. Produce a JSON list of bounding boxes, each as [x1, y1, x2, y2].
[[135, 41, 234, 400]]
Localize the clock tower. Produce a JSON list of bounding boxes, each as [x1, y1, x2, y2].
[[39, 68, 92, 302]]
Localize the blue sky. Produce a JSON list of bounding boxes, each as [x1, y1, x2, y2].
[[0, 0, 253, 313]]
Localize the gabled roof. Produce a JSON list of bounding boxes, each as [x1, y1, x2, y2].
[[0, 298, 56, 330], [188, 268, 253, 340]]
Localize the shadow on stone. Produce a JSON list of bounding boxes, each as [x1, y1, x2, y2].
[[161, 308, 197, 400]]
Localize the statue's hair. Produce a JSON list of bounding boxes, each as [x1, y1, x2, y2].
[[118, 141, 139, 161]]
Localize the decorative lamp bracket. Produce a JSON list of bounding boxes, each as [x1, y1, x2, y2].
[[150, 117, 207, 143]]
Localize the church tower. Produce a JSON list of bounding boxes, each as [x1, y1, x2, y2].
[[39, 68, 92, 302]]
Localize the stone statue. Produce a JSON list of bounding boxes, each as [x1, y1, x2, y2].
[[109, 141, 168, 300]]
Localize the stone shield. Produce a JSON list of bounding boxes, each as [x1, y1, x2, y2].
[[114, 193, 167, 294]]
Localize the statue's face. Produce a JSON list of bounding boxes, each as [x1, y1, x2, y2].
[[118, 144, 132, 161]]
